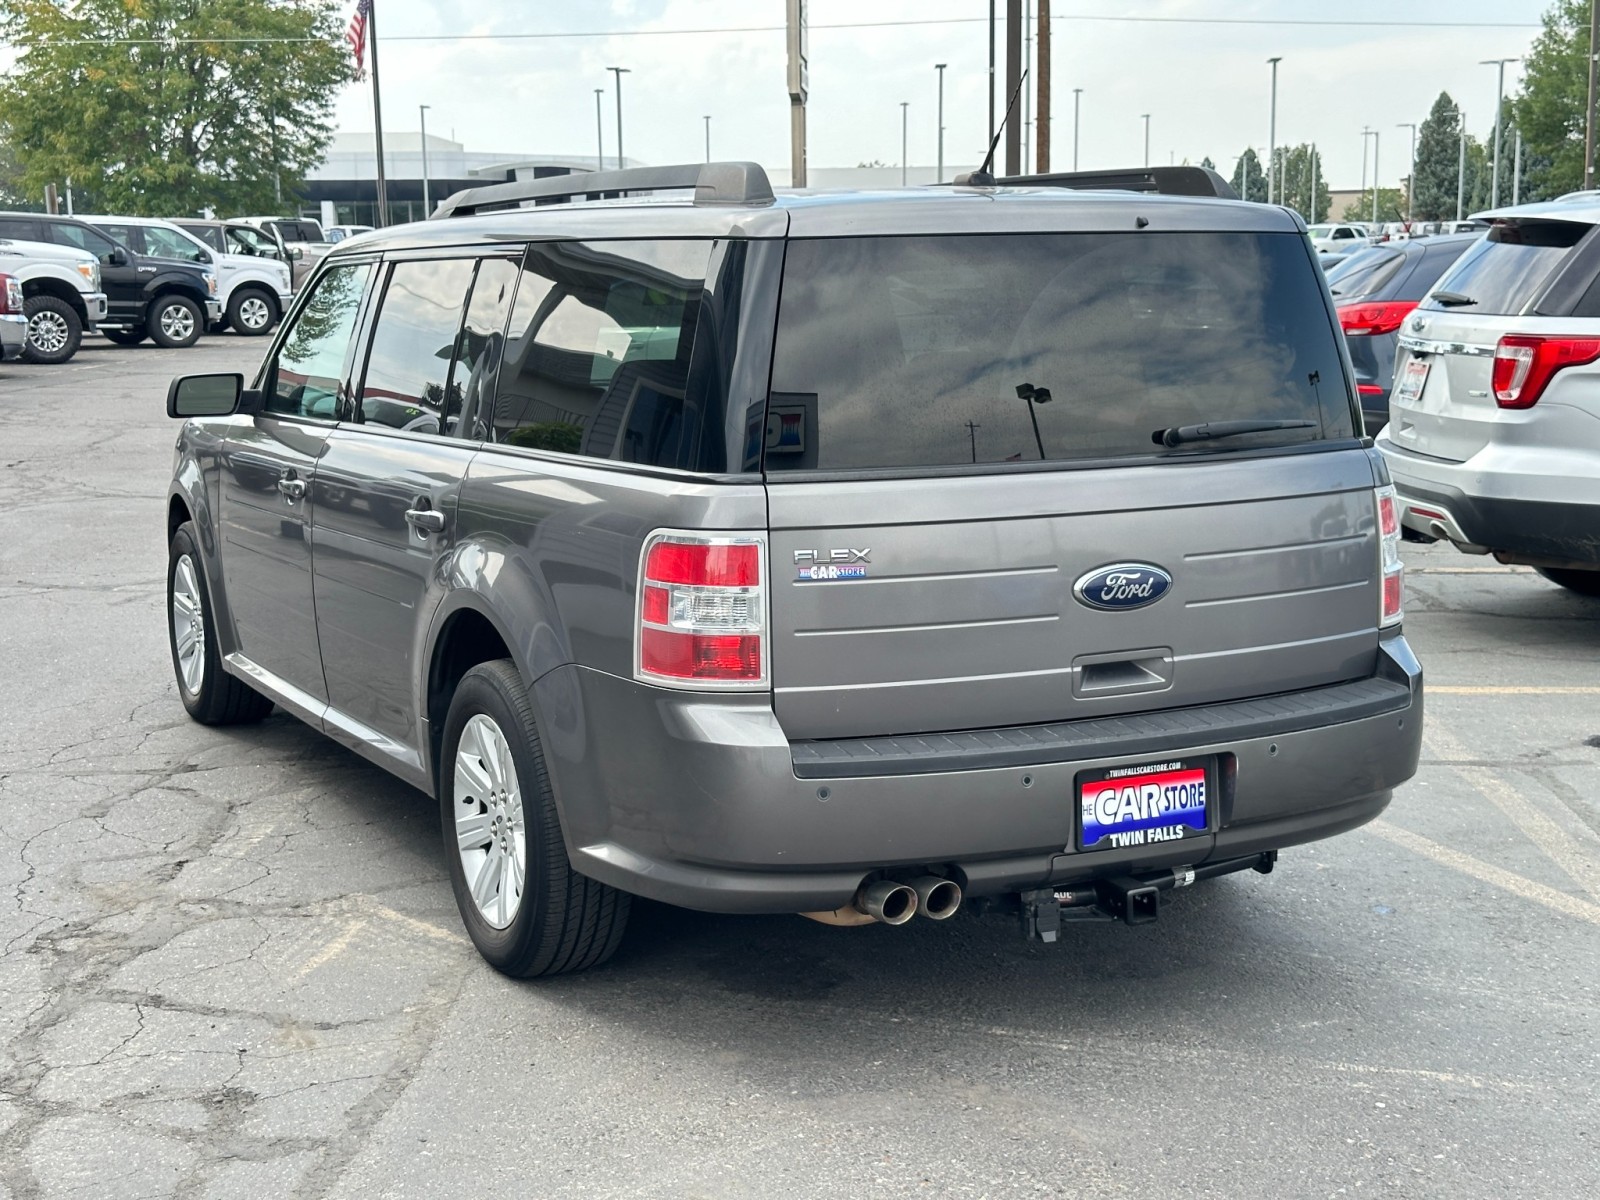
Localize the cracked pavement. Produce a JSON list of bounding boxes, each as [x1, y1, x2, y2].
[[1, 339, 1598, 1198]]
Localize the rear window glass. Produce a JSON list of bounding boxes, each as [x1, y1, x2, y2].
[[1325, 247, 1403, 299], [1421, 220, 1588, 316], [766, 233, 1354, 472]]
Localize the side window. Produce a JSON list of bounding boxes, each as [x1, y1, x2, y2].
[[226, 226, 278, 258], [1333, 228, 1353, 240], [51, 222, 122, 259], [453, 258, 519, 441], [490, 239, 711, 465], [95, 225, 142, 253], [358, 258, 476, 435], [0, 218, 40, 240], [144, 225, 208, 263], [266, 263, 373, 419]]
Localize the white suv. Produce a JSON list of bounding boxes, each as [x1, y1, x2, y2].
[[84, 215, 293, 336], [1376, 199, 1600, 596]]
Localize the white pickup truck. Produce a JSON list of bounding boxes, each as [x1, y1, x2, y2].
[[0, 237, 109, 364]]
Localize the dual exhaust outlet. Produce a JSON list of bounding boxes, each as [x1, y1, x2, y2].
[[802, 875, 962, 927]]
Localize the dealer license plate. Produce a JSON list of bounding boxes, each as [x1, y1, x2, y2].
[[1395, 356, 1431, 407], [1078, 757, 1213, 852]]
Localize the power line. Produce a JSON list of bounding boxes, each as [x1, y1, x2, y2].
[[13, 12, 1543, 48]]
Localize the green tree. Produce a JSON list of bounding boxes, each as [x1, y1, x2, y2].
[[1341, 188, 1406, 223], [1275, 143, 1329, 222], [1411, 93, 1464, 220], [1199, 155, 1216, 171], [1229, 148, 1267, 202], [0, 0, 350, 217], [1513, 0, 1590, 200]]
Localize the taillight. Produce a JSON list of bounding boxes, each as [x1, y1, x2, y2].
[[636, 532, 766, 687], [1375, 485, 1403, 628], [0, 274, 19, 315], [1490, 334, 1600, 409], [1336, 300, 1417, 337]]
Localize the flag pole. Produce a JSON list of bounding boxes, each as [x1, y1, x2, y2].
[[367, 1, 389, 226]]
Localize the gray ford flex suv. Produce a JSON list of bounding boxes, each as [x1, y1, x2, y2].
[[163, 163, 1423, 976]]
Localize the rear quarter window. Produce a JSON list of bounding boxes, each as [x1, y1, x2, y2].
[[766, 231, 1355, 473], [1422, 220, 1591, 316]]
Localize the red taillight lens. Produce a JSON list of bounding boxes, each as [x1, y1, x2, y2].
[[637, 534, 766, 687], [1375, 486, 1403, 628], [1337, 300, 1417, 337], [0, 274, 19, 316], [1491, 334, 1600, 409], [1356, 383, 1384, 397]]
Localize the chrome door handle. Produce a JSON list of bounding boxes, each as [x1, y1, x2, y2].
[[405, 507, 446, 533], [276, 477, 306, 500]]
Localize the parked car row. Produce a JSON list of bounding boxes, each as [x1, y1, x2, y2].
[[1308, 219, 1487, 256], [0, 209, 317, 365]]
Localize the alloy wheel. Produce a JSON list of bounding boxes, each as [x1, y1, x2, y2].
[[453, 714, 526, 929], [237, 296, 271, 330], [160, 303, 196, 342], [28, 311, 68, 355], [170, 554, 206, 695]]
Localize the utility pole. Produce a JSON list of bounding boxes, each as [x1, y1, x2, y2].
[[901, 102, 909, 186], [1267, 56, 1282, 205], [1023, 0, 1032, 172], [1004, 0, 1022, 174], [1036, 3, 1050, 172], [936, 63, 947, 181], [1142, 114, 1151, 168], [1371, 129, 1381, 224], [419, 104, 431, 217], [1360, 126, 1371, 202], [1397, 122, 1417, 219], [594, 89, 604, 171], [1482, 57, 1518, 207], [608, 66, 630, 170], [788, 0, 808, 187], [1514, 129, 1523, 204], [1588, 0, 1599, 190], [1457, 109, 1467, 221], [1072, 87, 1082, 170], [704, 115, 711, 162], [1310, 143, 1318, 220]]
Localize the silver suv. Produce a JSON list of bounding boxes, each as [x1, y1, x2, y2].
[[1378, 199, 1600, 596], [162, 163, 1423, 976]]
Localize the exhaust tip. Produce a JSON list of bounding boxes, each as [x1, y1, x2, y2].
[[857, 880, 918, 926], [909, 875, 962, 920]]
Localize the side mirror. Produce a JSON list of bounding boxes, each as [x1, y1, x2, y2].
[[167, 373, 248, 418], [288, 245, 304, 261], [105, 247, 130, 267]]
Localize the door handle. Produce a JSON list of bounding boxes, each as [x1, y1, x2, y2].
[[405, 506, 446, 533], [276, 476, 306, 500]]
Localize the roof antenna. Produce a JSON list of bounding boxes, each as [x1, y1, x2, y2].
[[955, 69, 1029, 187]]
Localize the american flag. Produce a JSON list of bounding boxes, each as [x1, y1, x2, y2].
[[347, 0, 372, 79]]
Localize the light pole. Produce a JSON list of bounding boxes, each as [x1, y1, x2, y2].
[[608, 66, 630, 170], [936, 63, 947, 182], [1360, 126, 1371, 201], [1514, 129, 1524, 204], [704, 115, 711, 162], [1397, 122, 1417, 219], [1370, 129, 1381, 224], [1588, 0, 1599, 189], [901, 101, 909, 186], [1267, 56, 1282, 205], [1141, 113, 1150, 168], [419, 104, 431, 217], [1481, 57, 1518, 207], [594, 89, 604, 171], [1072, 87, 1082, 170], [1457, 109, 1467, 221]]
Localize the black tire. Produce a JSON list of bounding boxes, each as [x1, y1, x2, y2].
[[1535, 566, 1600, 597], [167, 522, 273, 725], [439, 660, 630, 977], [225, 286, 277, 336], [102, 328, 147, 347], [147, 294, 203, 349], [20, 294, 83, 364]]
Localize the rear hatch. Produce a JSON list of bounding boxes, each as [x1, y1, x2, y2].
[[1386, 217, 1594, 463], [763, 227, 1380, 740]]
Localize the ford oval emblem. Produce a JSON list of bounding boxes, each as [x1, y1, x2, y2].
[[1073, 563, 1173, 611]]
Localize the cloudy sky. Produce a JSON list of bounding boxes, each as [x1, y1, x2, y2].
[[337, 0, 1552, 188]]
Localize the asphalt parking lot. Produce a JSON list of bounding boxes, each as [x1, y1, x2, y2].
[[1, 337, 1597, 1200]]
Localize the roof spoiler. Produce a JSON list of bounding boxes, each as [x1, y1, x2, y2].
[[979, 165, 1238, 200], [431, 161, 775, 219]]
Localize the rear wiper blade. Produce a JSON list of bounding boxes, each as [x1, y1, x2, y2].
[[1154, 419, 1317, 448], [1431, 290, 1478, 307]]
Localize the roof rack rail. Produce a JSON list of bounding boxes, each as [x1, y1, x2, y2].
[[431, 161, 774, 219], [990, 165, 1238, 200]]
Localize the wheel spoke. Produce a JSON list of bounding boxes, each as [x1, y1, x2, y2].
[[454, 752, 492, 801], [470, 844, 502, 910], [175, 625, 197, 655], [455, 810, 493, 851]]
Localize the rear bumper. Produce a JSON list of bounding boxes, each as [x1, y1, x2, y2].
[[536, 636, 1423, 914], [1378, 436, 1600, 564]]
